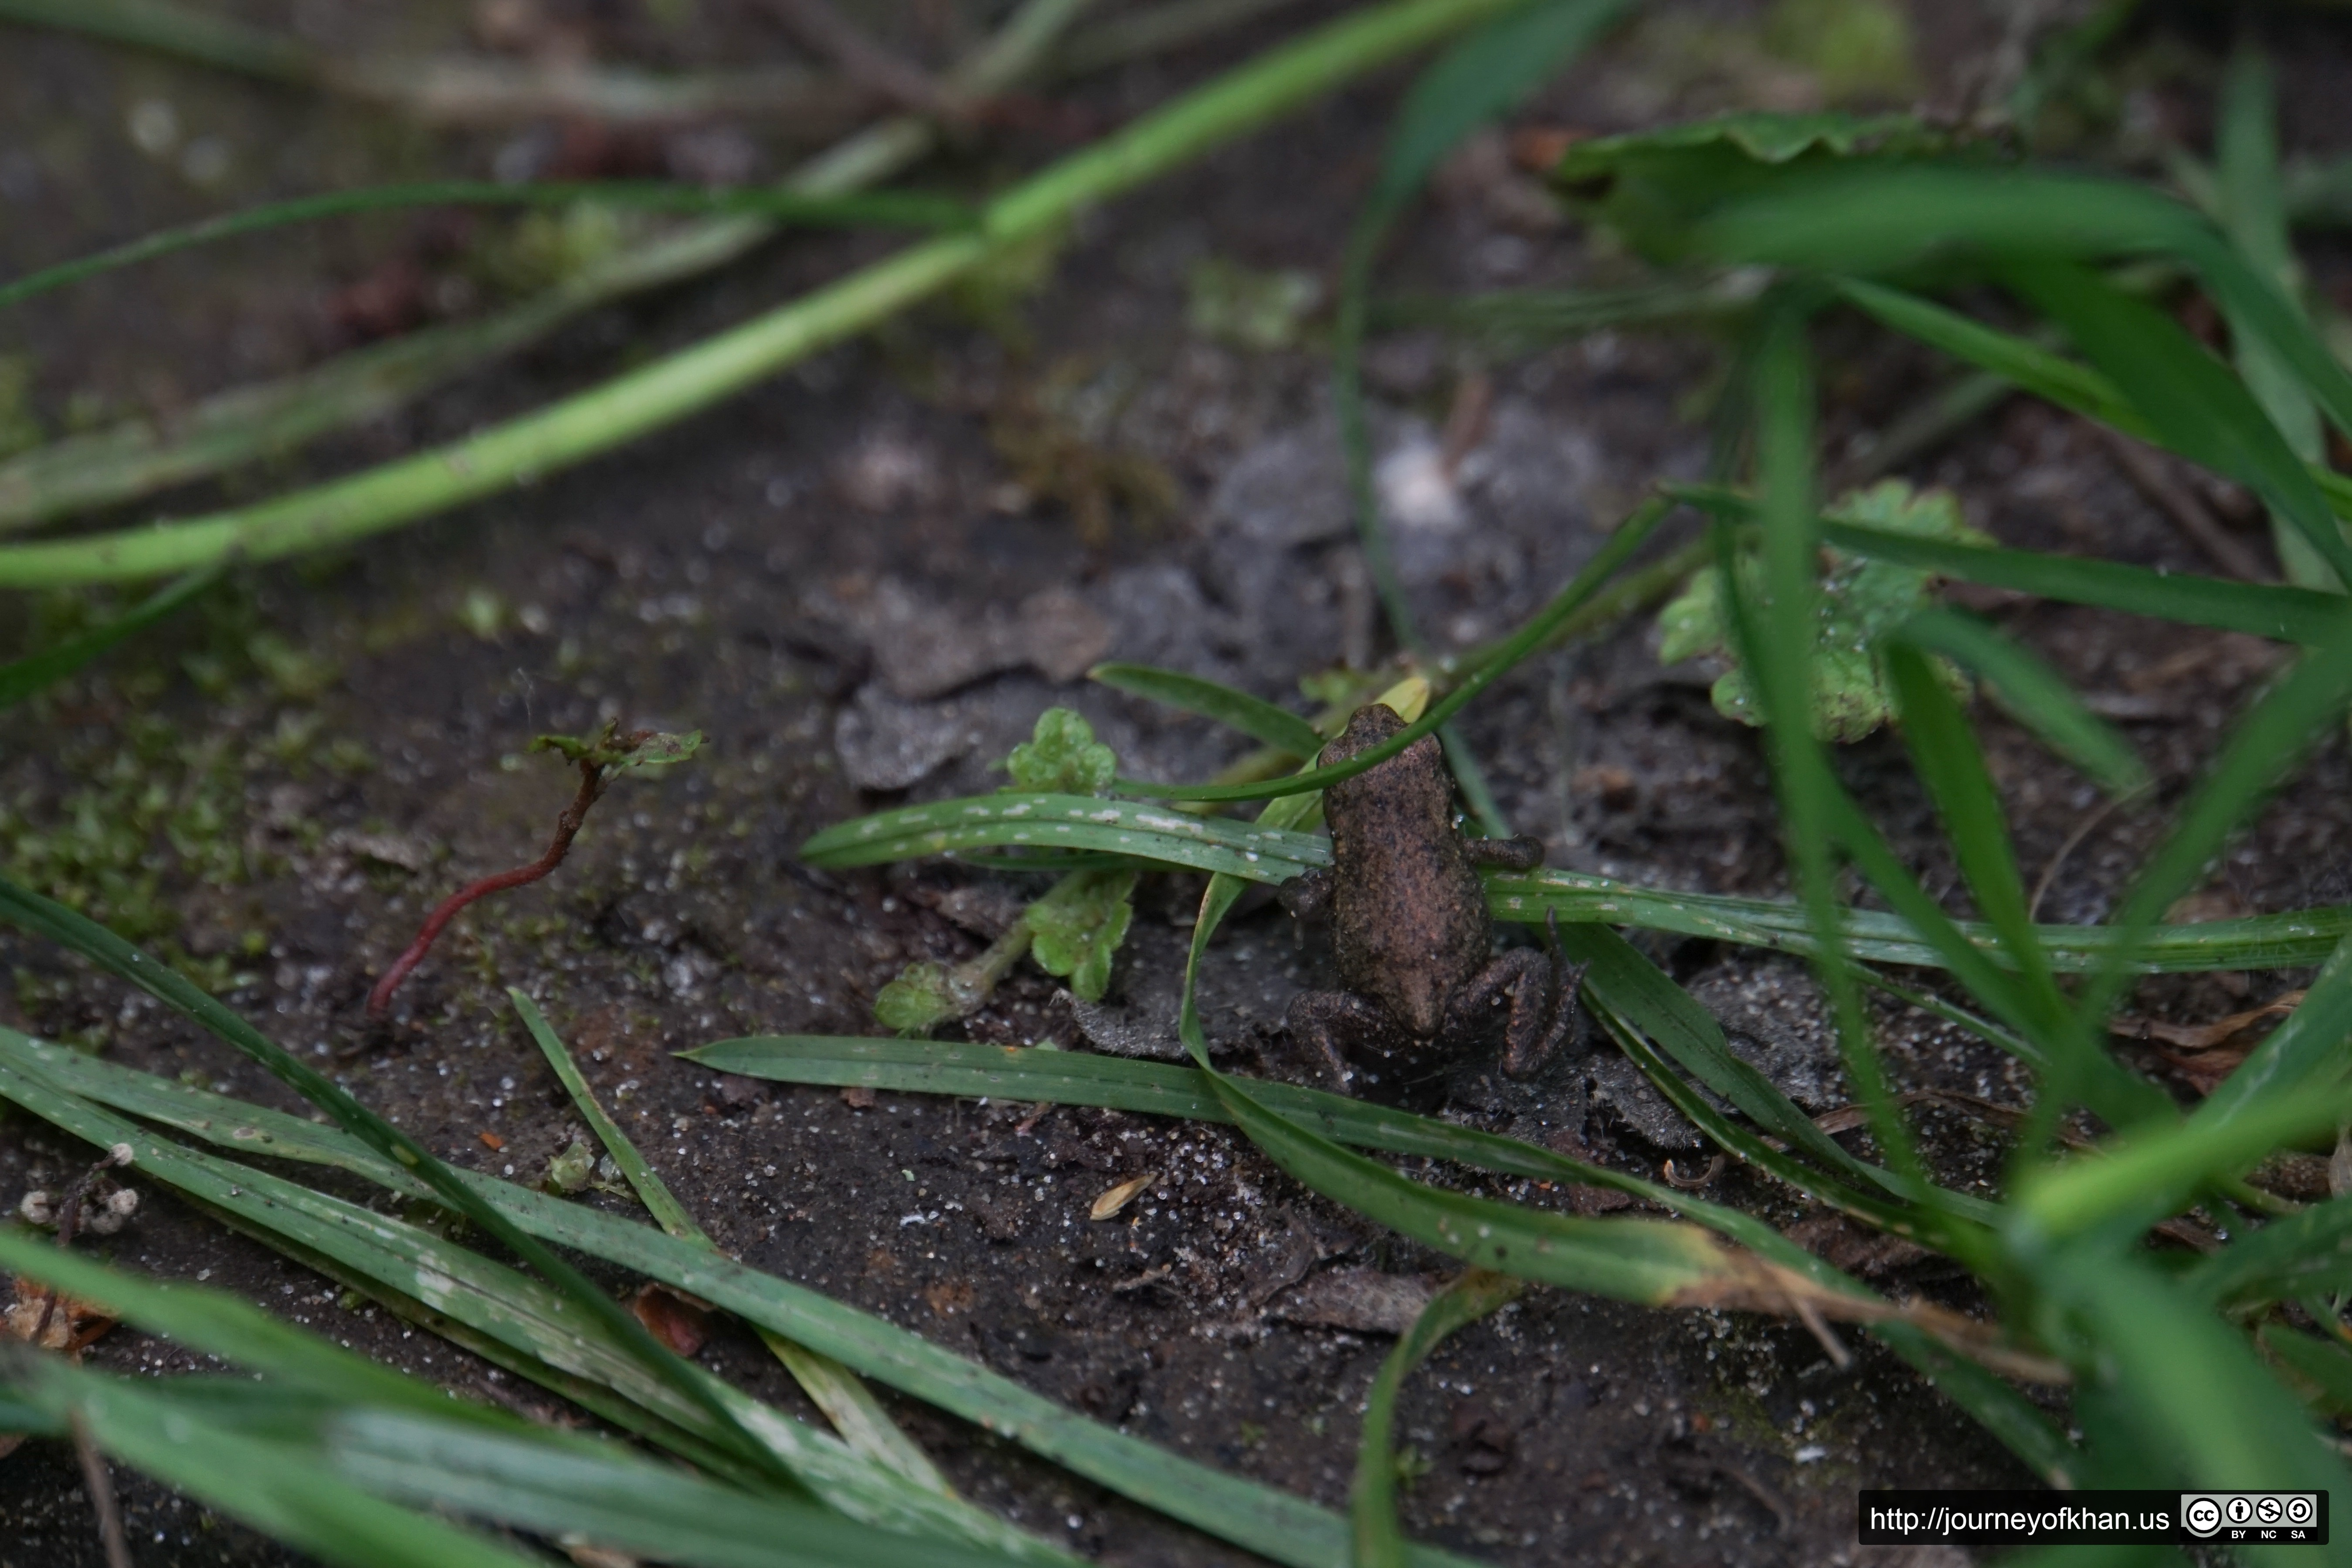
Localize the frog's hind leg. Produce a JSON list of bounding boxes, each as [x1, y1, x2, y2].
[[1456, 939, 1586, 1080], [1284, 990, 1382, 1094]]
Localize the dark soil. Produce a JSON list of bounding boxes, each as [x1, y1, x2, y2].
[[3, 3, 2349, 1565]]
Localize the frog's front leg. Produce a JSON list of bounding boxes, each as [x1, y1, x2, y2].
[[1283, 989, 1390, 1094], [1463, 835, 1546, 873], [1448, 946, 1584, 1079]]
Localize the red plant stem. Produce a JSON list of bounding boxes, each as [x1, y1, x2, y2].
[[367, 759, 611, 1018]]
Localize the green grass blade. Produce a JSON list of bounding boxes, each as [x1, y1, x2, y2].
[[0, 1038, 1078, 1562], [2189, 1195, 2352, 1311], [6, 1359, 543, 1568], [0, 564, 219, 710], [799, 792, 1330, 878], [1737, 310, 1932, 1202], [1674, 479, 2346, 639], [1088, 662, 1324, 756], [2001, 256, 2352, 586], [2014, 1081, 2352, 1249], [1109, 495, 1677, 801], [1880, 641, 2066, 1014], [1333, 0, 1631, 645], [322, 1411, 1044, 1568], [2046, 1254, 2351, 1532], [2260, 1327, 2352, 1417], [511, 989, 700, 1237], [0, 0, 1531, 588], [0, 1030, 1484, 1568], [1897, 607, 2148, 797], [1350, 1272, 1523, 1568], [0, 183, 972, 312], [2082, 601, 2352, 1022], [2192, 933, 2352, 1131], [1836, 276, 2151, 434], [511, 991, 951, 1497], [2215, 43, 2336, 591], [0, 0, 317, 81], [0, 876, 790, 1485]]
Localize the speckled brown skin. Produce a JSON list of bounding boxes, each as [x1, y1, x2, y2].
[[1282, 704, 1577, 1098]]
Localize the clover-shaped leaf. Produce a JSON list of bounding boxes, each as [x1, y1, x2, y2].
[[1004, 708, 1117, 795]]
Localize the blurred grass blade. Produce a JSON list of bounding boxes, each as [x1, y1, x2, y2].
[[510, 990, 950, 1497], [1351, 1272, 1522, 1568], [1674, 480, 2347, 640], [1368, 276, 1757, 350], [1737, 309, 1932, 1204], [6, 1358, 544, 1568], [2215, 43, 2335, 590], [0, 0, 1088, 536], [0, 0, 1528, 586], [0, 564, 219, 709], [1897, 607, 2148, 796], [1880, 641, 2066, 1019], [1837, 276, 2149, 435], [2259, 1327, 2352, 1417], [2047, 1254, 2351, 1512], [2190, 1195, 2352, 1312], [2192, 935, 2352, 1131], [1088, 662, 1323, 756], [0, 0, 316, 81], [0, 1029, 1487, 1568], [1116, 493, 1676, 801], [2015, 1081, 2352, 1248], [2084, 601, 2352, 1019], [2000, 256, 2352, 586], [1332, 0, 1631, 645], [0, 183, 971, 312], [0, 875, 789, 1484]]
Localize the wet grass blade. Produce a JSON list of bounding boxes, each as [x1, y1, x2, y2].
[[0, 0, 317, 81], [1350, 1272, 1522, 1568], [1368, 277, 1755, 350], [510, 990, 952, 1497], [0, 1030, 1486, 1568], [0, 564, 219, 710], [2260, 1327, 2352, 1417], [0, 184, 972, 312], [1674, 480, 2346, 640], [1897, 608, 2148, 797], [0, 1038, 1078, 1561], [1088, 663, 1323, 756], [798, 792, 1329, 878], [6, 1358, 544, 1568], [0, 875, 791, 1485]]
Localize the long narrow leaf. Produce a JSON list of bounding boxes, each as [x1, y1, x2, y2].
[[1897, 607, 2148, 797], [1351, 1272, 1522, 1568], [0, 566, 220, 710], [1088, 663, 1324, 756]]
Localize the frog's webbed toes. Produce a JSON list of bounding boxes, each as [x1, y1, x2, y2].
[[1284, 989, 1378, 1094]]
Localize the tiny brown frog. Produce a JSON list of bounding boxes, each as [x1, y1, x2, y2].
[[1281, 703, 1580, 1099]]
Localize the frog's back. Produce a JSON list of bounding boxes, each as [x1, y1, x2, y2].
[[1320, 706, 1488, 1036]]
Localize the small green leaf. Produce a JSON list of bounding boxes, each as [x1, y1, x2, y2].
[[545, 1140, 596, 1195], [1656, 479, 1982, 740], [875, 962, 971, 1037], [531, 722, 703, 774], [1185, 258, 1321, 350], [1024, 869, 1137, 1002], [1003, 709, 1117, 795]]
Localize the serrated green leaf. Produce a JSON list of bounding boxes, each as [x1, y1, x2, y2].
[[1024, 868, 1136, 1001], [1656, 479, 1980, 740], [1003, 708, 1118, 795]]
